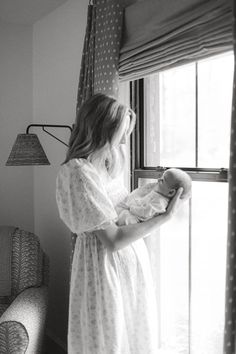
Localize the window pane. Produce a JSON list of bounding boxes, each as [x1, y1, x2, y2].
[[143, 51, 234, 169], [198, 52, 234, 168], [144, 64, 196, 167], [159, 201, 190, 353], [138, 178, 190, 353], [137, 178, 228, 353], [191, 181, 227, 354], [144, 75, 161, 166]]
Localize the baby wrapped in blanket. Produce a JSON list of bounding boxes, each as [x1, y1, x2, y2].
[[117, 168, 192, 225]]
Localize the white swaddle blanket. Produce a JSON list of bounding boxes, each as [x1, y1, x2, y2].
[[117, 182, 169, 225]]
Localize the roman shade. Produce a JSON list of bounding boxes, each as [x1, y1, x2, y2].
[[119, 0, 234, 81]]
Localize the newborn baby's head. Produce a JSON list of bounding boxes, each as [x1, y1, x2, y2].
[[157, 168, 192, 200]]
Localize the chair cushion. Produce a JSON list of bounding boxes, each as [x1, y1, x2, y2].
[[12, 228, 44, 295], [0, 227, 48, 318], [0, 226, 16, 296], [0, 321, 29, 353]]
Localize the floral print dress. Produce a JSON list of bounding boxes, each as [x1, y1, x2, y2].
[[56, 158, 158, 354]]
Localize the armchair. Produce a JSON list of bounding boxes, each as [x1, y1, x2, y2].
[[0, 226, 49, 353]]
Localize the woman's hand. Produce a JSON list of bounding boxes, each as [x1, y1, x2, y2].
[[165, 187, 184, 219]]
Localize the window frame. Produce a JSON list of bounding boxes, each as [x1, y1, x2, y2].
[[129, 77, 228, 190], [129, 57, 230, 352]]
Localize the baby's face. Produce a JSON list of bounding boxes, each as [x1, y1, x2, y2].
[[157, 176, 176, 198]]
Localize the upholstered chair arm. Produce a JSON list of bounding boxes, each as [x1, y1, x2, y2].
[[0, 286, 48, 354]]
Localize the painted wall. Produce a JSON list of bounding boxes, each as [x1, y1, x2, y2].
[[0, 22, 34, 231], [33, 0, 87, 349], [0, 0, 131, 349]]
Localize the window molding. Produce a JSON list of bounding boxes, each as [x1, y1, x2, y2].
[[133, 168, 228, 189]]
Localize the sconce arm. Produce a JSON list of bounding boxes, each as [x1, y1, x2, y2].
[[26, 124, 72, 147]]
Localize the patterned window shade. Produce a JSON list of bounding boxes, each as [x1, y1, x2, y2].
[[119, 0, 234, 81]]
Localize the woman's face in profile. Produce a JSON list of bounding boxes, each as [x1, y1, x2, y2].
[[111, 111, 131, 147]]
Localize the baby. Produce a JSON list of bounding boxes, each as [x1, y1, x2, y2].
[[117, 168, 192, 225]]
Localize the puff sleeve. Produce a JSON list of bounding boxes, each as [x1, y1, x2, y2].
[[56, 159, 118, 234]]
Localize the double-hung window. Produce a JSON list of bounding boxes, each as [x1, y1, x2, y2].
[[129, 51, 234, 353]]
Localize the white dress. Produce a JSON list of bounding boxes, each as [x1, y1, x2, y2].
[[56, 158, 158, 354]]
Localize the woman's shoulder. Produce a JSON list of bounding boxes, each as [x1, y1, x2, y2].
[[58, 158, 95, 176], [57, 158, 103, 189]]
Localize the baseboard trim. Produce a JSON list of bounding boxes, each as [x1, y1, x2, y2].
[[44, 330, 67, 354]]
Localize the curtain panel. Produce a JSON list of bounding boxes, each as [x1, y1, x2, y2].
[[76, 4, 96, 109], [76, 0, 123, 111], [119, 0, 234, 81], [224, 0, 236, 352], [93, 1, 123, 97], [72, 0, 124, 272]]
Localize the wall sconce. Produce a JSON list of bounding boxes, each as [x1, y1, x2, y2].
[[6, 124, 72, 166]]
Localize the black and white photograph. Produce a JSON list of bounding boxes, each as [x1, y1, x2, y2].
[[0, 0, 235, 353]]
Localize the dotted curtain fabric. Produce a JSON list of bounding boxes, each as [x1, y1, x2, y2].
[[76, 0, 123, 110], [76, 4, 96, 110], [72, 0, 124, 272], [93, 0, 123, 97], [224, 2, 236, 353]]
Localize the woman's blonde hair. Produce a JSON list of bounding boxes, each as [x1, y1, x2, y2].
[[63, 93, 136, 176]]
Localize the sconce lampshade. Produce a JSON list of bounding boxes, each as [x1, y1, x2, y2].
[[6, 134, 50, 166]]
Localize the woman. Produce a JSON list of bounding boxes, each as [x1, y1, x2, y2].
[[56, 93, 184, 354]]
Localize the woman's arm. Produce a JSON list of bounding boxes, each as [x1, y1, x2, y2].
[[96, 187, 184, 252]]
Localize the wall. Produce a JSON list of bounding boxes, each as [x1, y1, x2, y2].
[[0, 22, 34, 231], [33, 0, 88, 349]]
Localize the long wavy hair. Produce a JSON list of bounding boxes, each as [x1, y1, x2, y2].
[[63, 93, 136, 176]]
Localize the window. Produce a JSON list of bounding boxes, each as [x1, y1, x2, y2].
[[130, 51, 234, 353]]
